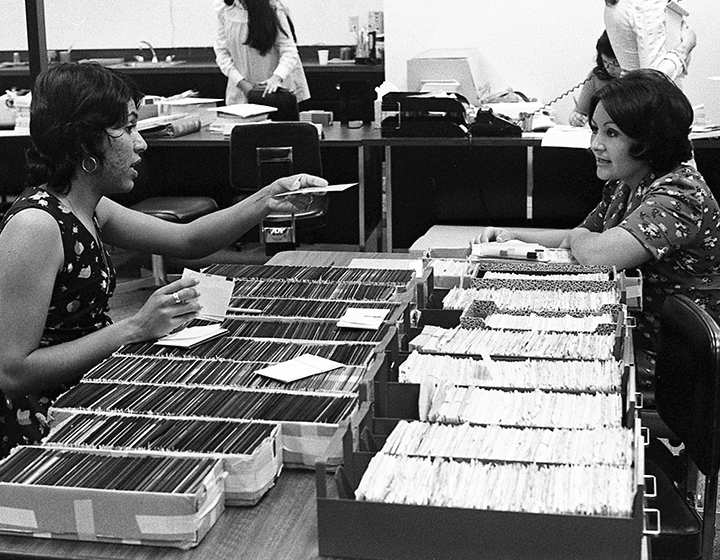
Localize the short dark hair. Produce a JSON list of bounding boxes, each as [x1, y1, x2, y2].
[[27, 62, 143, 192], [592, 31, 617, 81], [588, 68, 693, 175]]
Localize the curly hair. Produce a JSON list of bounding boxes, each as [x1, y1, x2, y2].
[[26, 62, 142, 193], [588, 68, 693, 176]]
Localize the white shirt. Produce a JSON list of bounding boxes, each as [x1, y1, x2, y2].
[[213, 0, 310, 104], [604, 0, 689, 83]]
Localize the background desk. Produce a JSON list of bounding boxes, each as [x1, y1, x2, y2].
[[134, 124, 385, 252], [380, 135, 720, 251], [4, 125, 719, 254]]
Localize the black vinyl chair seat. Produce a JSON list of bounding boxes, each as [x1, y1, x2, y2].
[[131, 196, 218, 223], [115, 196, 218, 293]]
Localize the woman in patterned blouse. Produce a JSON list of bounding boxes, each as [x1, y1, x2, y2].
[[0, 62, 326, 456], [476, 68, 720, 395]]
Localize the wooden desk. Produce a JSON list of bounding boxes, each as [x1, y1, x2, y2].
[[0, 469, 338, 560]]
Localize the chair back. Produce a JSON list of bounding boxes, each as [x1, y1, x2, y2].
[[655, 294, 720, 478], [230, 122, 322, 195]]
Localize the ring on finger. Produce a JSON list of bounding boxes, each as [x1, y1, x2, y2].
[[172, 292, 183, 305]]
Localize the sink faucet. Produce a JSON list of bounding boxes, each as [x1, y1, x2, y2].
[[139, 41, 158, 63]]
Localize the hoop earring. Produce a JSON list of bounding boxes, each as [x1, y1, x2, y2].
[[81, 155, 101, 175]]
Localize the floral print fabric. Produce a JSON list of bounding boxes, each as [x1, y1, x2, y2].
[[0, 187, 115, 456], [580, 165, 720, 403]]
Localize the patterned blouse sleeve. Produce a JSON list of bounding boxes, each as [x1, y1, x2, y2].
[[579, 183, 615, 232], [619, 172, 708, 261]]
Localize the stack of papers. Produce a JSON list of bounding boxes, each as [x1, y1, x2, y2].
[[181, 268, 235, 321], [210, 103, 278, 120], [154, 268, 236, 347], [207, 103, 279, 135]]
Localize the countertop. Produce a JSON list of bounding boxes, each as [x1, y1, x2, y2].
[[0, 59, 383, 77]]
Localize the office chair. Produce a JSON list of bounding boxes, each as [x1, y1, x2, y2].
[[114, 196, 218, 294], [643, 295, 720, 560], [229, 121, 328, 255]]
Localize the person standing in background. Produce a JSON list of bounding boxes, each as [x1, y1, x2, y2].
[[604, 0, 697, 85], [569, 31, 622, 127], [214, 0, 310, 105]]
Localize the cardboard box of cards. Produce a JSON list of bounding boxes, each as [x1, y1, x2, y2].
[[316, 413, 644, 560], [0, 446, 225, 549], [44, 413, 283, 507]]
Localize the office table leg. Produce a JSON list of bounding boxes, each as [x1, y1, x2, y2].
[[384, 145, 393, 252], [527, 146, 534, 221], [358, 144, 366, 251]]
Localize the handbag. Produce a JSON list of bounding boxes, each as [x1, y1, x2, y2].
[[247, 87, 299, 121]]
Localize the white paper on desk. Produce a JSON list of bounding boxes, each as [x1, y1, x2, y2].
[[472, 240, 550, 261], [273, 183, 358, 197], [160, 97, 222, 107], [208, 103, 278, 119], [472, 241, 577, 264], [155, 324, 228, 347], [337, 307, 390, 330], [348, 258, 424, 278], [181, 268, 235, 321], [256, 354, 345, 383], [540, 126, 591, 149]]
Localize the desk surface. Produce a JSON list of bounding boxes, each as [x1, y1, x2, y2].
[[0, 469, 335, 560], [145, 122, 382, 148]]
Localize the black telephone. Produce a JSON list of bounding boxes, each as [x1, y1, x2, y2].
[[470, 108, 522, 137]]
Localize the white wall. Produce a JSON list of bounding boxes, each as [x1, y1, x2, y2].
[[0, 0, 382, 51], [3, 1, 717, 123], [385, 0, 720, 125]]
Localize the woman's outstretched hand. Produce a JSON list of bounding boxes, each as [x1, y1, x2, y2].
[[266, 173, 328, 213]]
